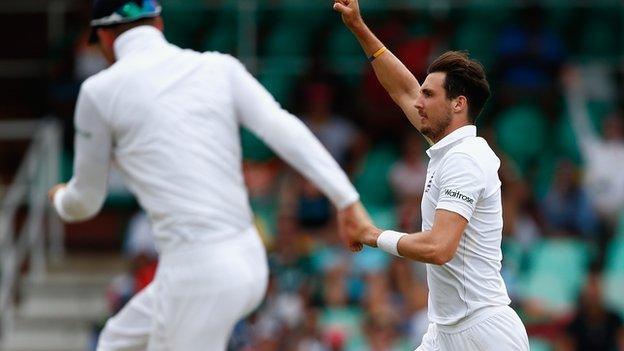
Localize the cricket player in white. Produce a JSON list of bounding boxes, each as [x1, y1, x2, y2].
[[48, 0, 364, 349], [334, 0, 530, 350]]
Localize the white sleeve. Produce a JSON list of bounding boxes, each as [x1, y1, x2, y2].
[[53, 86, 112, 222], [435, 153, 486, 221], [227, 56, 359, 209]]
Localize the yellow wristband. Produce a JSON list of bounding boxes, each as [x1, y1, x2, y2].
[[369, 46, 387, 62]]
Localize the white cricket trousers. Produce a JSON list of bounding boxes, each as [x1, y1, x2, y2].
[[416, 305, 529, 351], [97, 227, 269, 351]]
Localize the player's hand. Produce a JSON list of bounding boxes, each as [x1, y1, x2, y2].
[[48, 183, 66, 203], [333, 0, 365, 31], [337, 201, 379, 252]]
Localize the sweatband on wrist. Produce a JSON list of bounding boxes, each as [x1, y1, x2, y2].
[[377, 230, 407, 257]]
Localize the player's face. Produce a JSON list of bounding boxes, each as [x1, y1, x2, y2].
[[415, 72, 453, 143]]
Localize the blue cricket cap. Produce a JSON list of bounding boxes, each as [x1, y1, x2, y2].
[[89, 0, 161, 43]]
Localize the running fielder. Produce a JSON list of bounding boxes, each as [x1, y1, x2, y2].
[[49, 0, 366, 349]]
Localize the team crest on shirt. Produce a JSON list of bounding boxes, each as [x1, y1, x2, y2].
[[424, 171, 435, 193]]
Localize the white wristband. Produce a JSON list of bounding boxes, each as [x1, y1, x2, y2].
[[377, 230, 407, 257]]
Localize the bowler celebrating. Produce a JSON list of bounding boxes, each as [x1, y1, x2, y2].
[[334, 0, 530, 350]]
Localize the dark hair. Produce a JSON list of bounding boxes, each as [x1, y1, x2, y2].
[[427, 51, 490, 122]]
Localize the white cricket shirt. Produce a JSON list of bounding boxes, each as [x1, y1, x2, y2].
[[421, 125, 511, 326], [54, 26, 359, 252]]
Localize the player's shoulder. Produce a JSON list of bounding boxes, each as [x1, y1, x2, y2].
[[446, 137, 500, 170], [80, 68, 115, 100], [200, 51, 244, 70]]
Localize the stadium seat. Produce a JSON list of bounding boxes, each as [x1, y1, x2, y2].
[[520, 238, 590, 313], [502, 238, 526, 277], [263, 24, 313, 57], [257, 70, 299, 106], [353, 145, 399, 208], [240, 127, 275, 162], [326, 26, 364, 58], [250, 197, 278, 246], [452, 15, 500, 68], [272, 2, 329, 30], [578, 17, 618, 61], [501, 238, 528, 300], [604, 229, 624, 319], [529, 337, 554, 351], [201, 10, 237, 54], [161, 1, 209, 49], [325, 26, 367, 87], [367, 205, 398, 231], [543, 5, 573, 35], [352, 245, 391, 274], [495, 104, 548, 175]]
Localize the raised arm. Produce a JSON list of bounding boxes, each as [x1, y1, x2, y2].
[[333, 0, 426, 139], [561, 67, 600, 157]]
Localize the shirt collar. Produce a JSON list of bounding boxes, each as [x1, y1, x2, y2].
[[426, 125, 477, 158], [114, 25, 166, 60]]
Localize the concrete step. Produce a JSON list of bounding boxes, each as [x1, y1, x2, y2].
[[12, 317, 96, 332], [47, 253, 127, 275], [0, 253, 127, 351], [21, 272, 113, 299], [1, 324, 92, 351], [18, 294, 108, 321]]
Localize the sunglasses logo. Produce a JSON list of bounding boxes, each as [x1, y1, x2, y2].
[[118, 0, 157, 19]]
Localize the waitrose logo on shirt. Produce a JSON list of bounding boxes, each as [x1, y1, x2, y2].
[[442, 189, 474, 204]]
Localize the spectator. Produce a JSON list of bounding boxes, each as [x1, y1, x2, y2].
[[557, 268, 624, 351], [319, 265, 364, 351], [495, 5, 565, 96], [541, 159, 599, 239], [562, 68, 624, 223], [389, 132, 427, 232], [301, 82, 357, 166], [107, 210, 158, 314]]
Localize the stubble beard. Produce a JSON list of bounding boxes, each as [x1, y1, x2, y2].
[[420, 109, 453, 143]]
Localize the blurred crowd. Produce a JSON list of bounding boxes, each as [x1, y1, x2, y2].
[[40, 1, 624, 350]]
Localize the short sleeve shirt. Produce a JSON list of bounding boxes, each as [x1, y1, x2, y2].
[[421, 125, 511, 325]]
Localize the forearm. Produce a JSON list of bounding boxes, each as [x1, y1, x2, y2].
[[350, 23, 420, 105], [362, 228, 449, 265], [565, 89, 598, 150]]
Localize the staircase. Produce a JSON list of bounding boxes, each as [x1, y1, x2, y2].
[[1, 254, 126, 351]]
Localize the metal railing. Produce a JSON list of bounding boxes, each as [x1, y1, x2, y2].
[[0, 119, 63, 340]]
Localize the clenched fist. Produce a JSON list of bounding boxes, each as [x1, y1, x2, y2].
[[333, 0, 365, 31]]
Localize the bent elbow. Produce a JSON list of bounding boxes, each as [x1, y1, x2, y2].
[[430, 250, 454, 266]]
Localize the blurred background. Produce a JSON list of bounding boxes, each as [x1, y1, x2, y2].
[[0, 0, 623, 350]]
